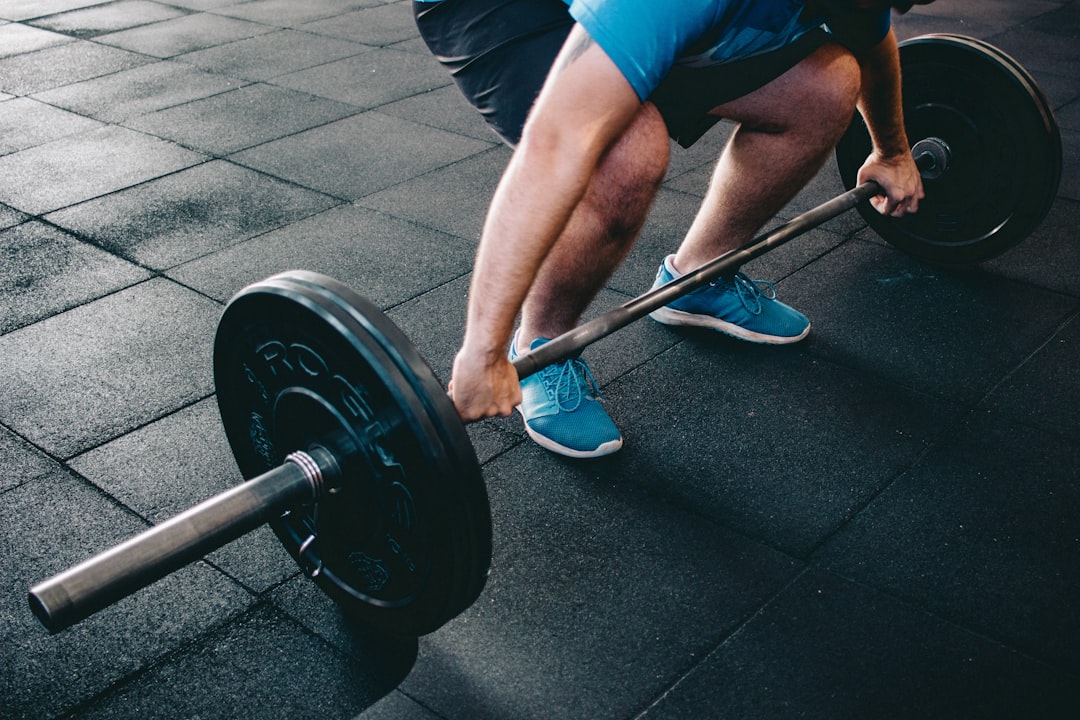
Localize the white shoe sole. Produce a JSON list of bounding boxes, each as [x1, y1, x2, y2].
[[649, 306, 810, 345], [516, 407, 623, 459]]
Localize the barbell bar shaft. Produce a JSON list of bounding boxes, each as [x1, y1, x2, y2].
[[513, 149, 934, 379], [28, 449, 337, 634]]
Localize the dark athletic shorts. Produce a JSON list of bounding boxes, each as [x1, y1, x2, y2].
[[413, 0, 829, 148]]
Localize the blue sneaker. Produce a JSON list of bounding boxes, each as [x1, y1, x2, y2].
[[648, 255, 810, 344], [510, 334, 623, 458]]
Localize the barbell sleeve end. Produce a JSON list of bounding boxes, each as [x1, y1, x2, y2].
[[27, 450, 334, 634]]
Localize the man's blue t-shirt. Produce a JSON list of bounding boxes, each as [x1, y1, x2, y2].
[[568, 0, 891, 100], [416, 0, 891, 102]]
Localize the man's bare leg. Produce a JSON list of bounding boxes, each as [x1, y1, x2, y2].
[[672, 43, 862, 273], [516, 102, 670, 349]]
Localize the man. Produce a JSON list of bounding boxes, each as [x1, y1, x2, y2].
[[414, 0, 930, 457]]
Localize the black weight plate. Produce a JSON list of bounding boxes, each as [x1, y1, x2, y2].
[[835, 34, 1062, 264], [214, 271, 491, 635]]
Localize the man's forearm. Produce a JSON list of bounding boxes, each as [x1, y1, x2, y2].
[[855, 29, 911, 158], [461, 132, 597, 360], [459, 26, 642, 360]]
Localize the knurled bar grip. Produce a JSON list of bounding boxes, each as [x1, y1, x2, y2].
[[28, 450, 332, 634], [511, 165, 918, 380]]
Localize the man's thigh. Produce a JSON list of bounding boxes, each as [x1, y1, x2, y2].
[[413, 0, 573, 146], [649, 29, 831, 148]]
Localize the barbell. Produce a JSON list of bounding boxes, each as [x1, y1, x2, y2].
[[29, 35, 1061, 637]]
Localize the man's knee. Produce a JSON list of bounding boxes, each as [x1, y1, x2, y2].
[[799, 43, 862, 128], [608, 103, 670, 187], [588, 103, 670, 235]]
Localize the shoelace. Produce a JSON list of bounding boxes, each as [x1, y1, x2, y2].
[[715, 272, 777, 316], [539, 357, 602, 412]]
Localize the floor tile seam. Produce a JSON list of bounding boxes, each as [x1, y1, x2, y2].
[[351, 161, 498, 246], [64, 390, 218, 465], [44, 394, 220, 526], [31, 74, 261, 125], [0, 390, 212, 498], [984, 252, 1080, 302], [342, 140, 505, 238], [213, 103, 490, 195], [49, 599, 274, 720], [122, 91, 368, 160], [800, 562, 1080, 680], [0, 417, 71, 496], [974, 305, 1080, 412], [191, 7, 432, 48], [76, 20, 278, 64], [19, 4, 203, 42], [628, 566, 813, 720], [0, 271, 166, 338], [16, 76, 252, 136], [169, 35, 380, 82], [800, 404, 972, 560], [29, 158, 209, 243], [386, 688, 454, 720], [0, 132, 214, 219], [0, 45, 162, 101], [258, 23, 425, 53]]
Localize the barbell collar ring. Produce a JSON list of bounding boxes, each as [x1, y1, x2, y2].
[[911, 137, 952, 180], [28, 448, 339, 634]]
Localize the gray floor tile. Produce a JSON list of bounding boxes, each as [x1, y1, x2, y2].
[[124, 82, 359, 156], [33, 59, 246, 123], [639, 568, 1078, 720], [0, 220, 150, 334], [167, 0, 238, 9], [782, 240, 1079, 403], [981, 314, 1080, 440], [94, 11, 271, 57], [355, 691, 444, 720], [212, 0, 384, 28], [0, 424, 58, 492], [0, 19, 73, 56], [598, 339, 963, 555], [356, 145, 507, 242], [175, 27, 369, 81], [909, 0, 1065, 29], [269, 575, 421, 673], [229, 112, 491, 201], [300, 2, 421, 46], [1061, 129, 1080, 202], [815, 413, 1080, 673], [45, 159, 341, 269], [0, 95, 102, 154], [271, 46, 450, 109], [70, 605, 390, 720], [0, 279, 219, 457], [0, 202, 28, 229], [0, 37, 148, 94], [1, 468, 253, 720], [982, 198, 1080, 300], [0, 125, 204, 215], [68, 399, 244, 522], [0, 0, 111, 23], [168, 203, 475, 306], [1060, 98, 1080, 132], [398, 442, 802, 720], [29, 0, 187, 38], [376, 84, 500, 143]]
